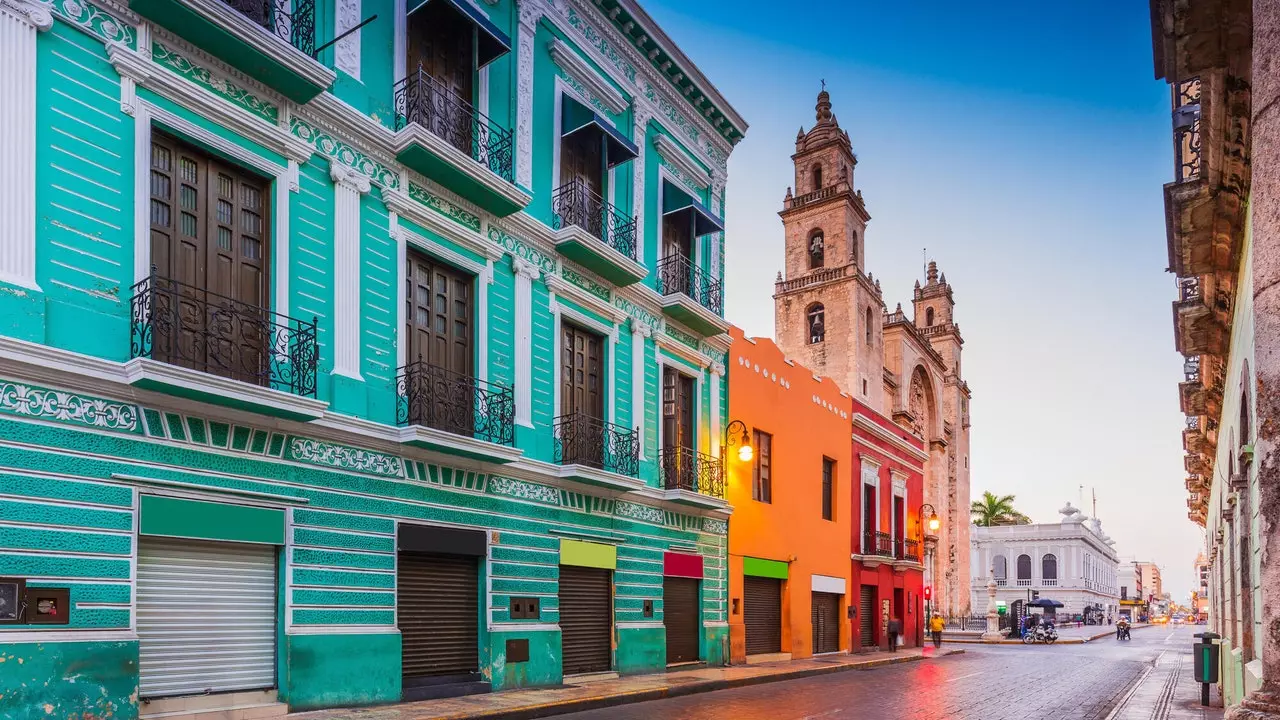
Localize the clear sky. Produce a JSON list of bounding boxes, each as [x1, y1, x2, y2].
[[641, 0, 1201, 601]]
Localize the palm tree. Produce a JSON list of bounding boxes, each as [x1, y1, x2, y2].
[[971, 491, 1029, 527]]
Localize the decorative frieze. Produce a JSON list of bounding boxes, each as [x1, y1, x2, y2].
[[616, 500, 664, 525], [290, 117, 399, 190], [614, 294, 661, 331], [664, 324, 700, 351], [151, 41, 279, 124], [51, 0, 133, 47], [488, 476, 561, 505], [564, 6, 637, 84], [561, 266, 611, 302], [408, 181, 481, 232], [489, 223, 556, 275], [701, 517, 727, 535], [287, 437, 403, 477], [0, 380, 139, 432]]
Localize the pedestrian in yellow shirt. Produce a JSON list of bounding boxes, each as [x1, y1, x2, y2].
[[928, 614, 945, 648]]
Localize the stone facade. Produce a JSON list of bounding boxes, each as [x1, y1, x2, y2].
[[773, 90, 973, 616]]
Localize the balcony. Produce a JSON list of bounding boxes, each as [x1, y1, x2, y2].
[[551, 179, 645, 286], [1042, 579, 1058, 587], [128, 0, 334, 102], [657, 446, 726, 507], [552, 413, 640, 489], [861, 531, 894, 558], [1173, 276, 1227, 357], [894, 538, 921, 565], [125, 274, 326, 420], [1173, 78, 1202, 184], [1179, 376, 1222, 419], [1016, 579, 1032, 587], [656, 254, 727, 337], [392, 68, 529, 217], [394, 360, 521, 464]]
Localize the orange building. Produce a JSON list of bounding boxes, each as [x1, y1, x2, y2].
[[726, 327, 854, 663]]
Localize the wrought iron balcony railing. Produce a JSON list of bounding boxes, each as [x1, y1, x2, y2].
[[657, 446, 725, 499], [656, 254, 723, 316], [1173, 77, 1202, 182], [551, 179, 637, 260], [861, 531, 894, 557], [393, 67, 514, 183], [553, 413, 639, 477], [130, 273, 318, 396], [395, 360, 514, 446], [895, 538, 921, 562], [226, 0, 316, 55], [1179, 276, 1203, 305], [1184, 356, 1201, 383]]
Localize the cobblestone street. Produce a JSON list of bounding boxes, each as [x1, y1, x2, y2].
[[551, 626, 1220, 720]]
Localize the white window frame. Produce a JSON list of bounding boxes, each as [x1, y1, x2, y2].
[[655, 352, 704, 456], [549, 293, 618, 424], [394, 225, 492, 379], [655, 166, 703, 271], [860, 456, 882, 538]]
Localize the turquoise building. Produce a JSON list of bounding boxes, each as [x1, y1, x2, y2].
[[0, 0, 745, 714]]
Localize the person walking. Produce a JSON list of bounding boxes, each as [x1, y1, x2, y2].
[[929, 614, 945, 648]]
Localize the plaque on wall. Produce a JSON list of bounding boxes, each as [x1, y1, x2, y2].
[[0, 578, 25, 624], [26, 587, 69, 625]]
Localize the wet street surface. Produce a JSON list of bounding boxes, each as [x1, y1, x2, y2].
[[556, 626, 1206, 720]]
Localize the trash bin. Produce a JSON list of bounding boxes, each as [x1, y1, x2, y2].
[[1193, 632, 1221, 706]]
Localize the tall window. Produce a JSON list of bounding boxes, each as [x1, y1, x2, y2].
[[1042, 554, 1057, 580], [926, 307, 935, 327], [807, 304, 825, 344], [752, 430, 772, 502], [811, 163, 822, 191], [1016, 554, 1032, 580], [821, 458, 834, 520], [864, 307, 873, 345], [809, 230, 825, 269], [993, 555, 1007, 580]]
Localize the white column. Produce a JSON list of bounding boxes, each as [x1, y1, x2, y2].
[[631, 320, 649, 457], [479, 260, 492, 383], [632, 109, 650, 260], [330, 165, 370, 380], [709, 361, 724, 458], [513, 257, 539, 426], [514, 0, 544, 190], [0, 0, 52, 292]]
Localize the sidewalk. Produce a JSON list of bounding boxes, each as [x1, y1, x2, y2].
[[290, 647, 964, 720], [1105, 646, 1223, 720], [944, 622, 1153, 645]]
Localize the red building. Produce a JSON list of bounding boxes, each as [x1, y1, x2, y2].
[[850, 400, 928, 650]]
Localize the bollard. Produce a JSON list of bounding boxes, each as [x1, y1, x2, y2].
[[1193, 632, 1221, 707]]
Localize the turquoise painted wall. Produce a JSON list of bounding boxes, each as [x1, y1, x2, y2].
[[0, 641, 138, 720], [281, 633, 401, 709]]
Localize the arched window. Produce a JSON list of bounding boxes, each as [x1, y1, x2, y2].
[[993, 555, 1007, 580], [809, 230, 825, 269], [807, 303, 825, 344], [812, 163, 822, 190], [1241, 362, 1252, 445], [926, 307, 935, 327], [851, 234, 858, 266], [1016, 554, 1031, 580], [864, 307, 873, 345], [1042, 554, 1058, 580]]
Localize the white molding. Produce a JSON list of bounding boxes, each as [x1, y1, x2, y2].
[[630, 321, 649, 459], [708, 363, 721, 458], [550, 291, 618, 338], [393, 212, 407, 369], [512, 257, 538, 427], [853, 412, 930, 463], [112, 473, 311, 505], [551, 225, 648, 284], [146, 0, 335, 94], [286, 625, 400, 635], [654, 331, 711, 370], [616, 621, 664, 630], [122, 358, 330, 420], [107, 44, 314, 164], [660, 488, 729, 511], [390, 125, 531, 208], [659, 294, 729, 337], [131, 103, 153, 285], [488, 622, 561, 632], [653, 134, 710, 189], [632, 109, 649, 263], [402, 226, 489, 276], [330, 165, 371, 381], [548, 38, 627, 114], [546, 274, 626, 325], [515, 0, 541, 189], [383, 189, 502, 262], [395, 425, 524, 464], [0, 630, 138, 643], [0, 0, 50, 293]]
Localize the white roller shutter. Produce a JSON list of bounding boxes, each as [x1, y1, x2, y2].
[[138, 537, 278, 698]]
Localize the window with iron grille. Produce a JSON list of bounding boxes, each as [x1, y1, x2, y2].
[[821, 457, 834, 520], [752, 430, 772, 503]]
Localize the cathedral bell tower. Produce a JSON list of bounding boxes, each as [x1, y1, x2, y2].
[[773, 88, 885, 405]]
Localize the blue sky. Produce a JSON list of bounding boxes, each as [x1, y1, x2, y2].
[[641, 0, 1200, 600]]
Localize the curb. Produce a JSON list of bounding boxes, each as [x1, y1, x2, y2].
[[430, 650, 966, 720]]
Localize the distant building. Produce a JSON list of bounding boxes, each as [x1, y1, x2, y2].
[[969, 503, 1120, 618], [1193, 553, 1210, 620], [1134, 562, 1164, 607]]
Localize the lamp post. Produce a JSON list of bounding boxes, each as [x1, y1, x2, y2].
[[920, 504, 940, 625], [723, 420, 753, 464]]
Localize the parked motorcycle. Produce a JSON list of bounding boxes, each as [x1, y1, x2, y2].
[[1116, 620, 1131, 641], [1022, 623, 1058, 644]]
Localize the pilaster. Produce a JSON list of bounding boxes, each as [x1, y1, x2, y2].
[[330, 164, 371, 414], [514, 0, 543, 191], [630, 319, 651, 456], [633, 108, 650, 261], [709, 360, 723, 457], [513, 256, 540, 427], [0, 0, 53, 342]]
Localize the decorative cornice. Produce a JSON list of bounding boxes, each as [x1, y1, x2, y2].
[[6, 0, 54, 30], [512, 256, 542, 281], [291, 115, 397, 188], [853, 412, 930, 463], [406, 180, 481, 232], [548, 38, 628, 114], [330, 163, 371, 194], [653, 133, 709, 188], [655, 329, 711, 369], [150, 39, 279, 125], [547, 273, 628, 325], [385, 189, 499, 261]]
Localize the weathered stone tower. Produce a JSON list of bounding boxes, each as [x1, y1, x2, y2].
[[773, 88, 885, 408]]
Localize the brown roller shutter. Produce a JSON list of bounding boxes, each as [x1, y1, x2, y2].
[[743, 576, 782, 655], [559, 565, 612, 675], [859, 585, 876, 647], [811, 592, 840, 654], [663, 577, 700, 664], [398, 552, 479, 681]]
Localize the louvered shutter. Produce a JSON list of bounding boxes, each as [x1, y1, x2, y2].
[[812, 592, 840, 654], [398, 552, 479, 679], [663, 577, 700, 664], [559, 565, 612, 675], [743, 576, 782, 655], [137, 538, 277, 699], [859, 585, 876, 647]]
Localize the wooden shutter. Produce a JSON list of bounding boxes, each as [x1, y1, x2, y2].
[[398, 552, 480, 680], [405, 249, 473, 375], [743, 576, 782, 655], [559, 565, 612, 675], [859, 585, 876, 647], [811, 592, 840, 654], [406, 1, 474, 155], [561, 323, 603, 419], [663, 211, 692, 261], [560, 130, 603, 197], [661, 368, 695, 452], [663, 577, 700, 664], [822, 458, 834, 521], [752, 431, 772, 502]]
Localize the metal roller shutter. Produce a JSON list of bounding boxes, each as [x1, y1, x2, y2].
[[559, 565, 612, 675], [137, 538, 277, 699], [663, 577, 700, 664], [398, 552, 479, 679], [811, 592, 840, 654], [743, 576, 782, 655], [859, 585, 876, 647]]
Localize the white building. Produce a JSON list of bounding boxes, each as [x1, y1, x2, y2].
[[969, 503, 1121, 618]]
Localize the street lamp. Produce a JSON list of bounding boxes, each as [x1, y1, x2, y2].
[[724, 420, 753, 463], [920, 503, 940, 625]]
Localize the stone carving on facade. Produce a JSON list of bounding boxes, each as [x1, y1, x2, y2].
[[333, 0, 361, 79], [488, 476, 561, 505], [908, 370, 927, 436], [616, 500, 665, 525], [0, 381, 138, 431], [514, 0, 543, 189], [287, 437, 403, 477]]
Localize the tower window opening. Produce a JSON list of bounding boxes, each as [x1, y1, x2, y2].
[[807, 303, 825, 344], [812, 164, 822, 191], [809, 231, 825, 269], [926, 307, 935, 327]]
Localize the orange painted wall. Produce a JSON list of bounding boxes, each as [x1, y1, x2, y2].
[[726, 326, 854, 662]]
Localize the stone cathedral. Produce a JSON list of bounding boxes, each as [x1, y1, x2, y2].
[[773, 89, 974, 617]]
